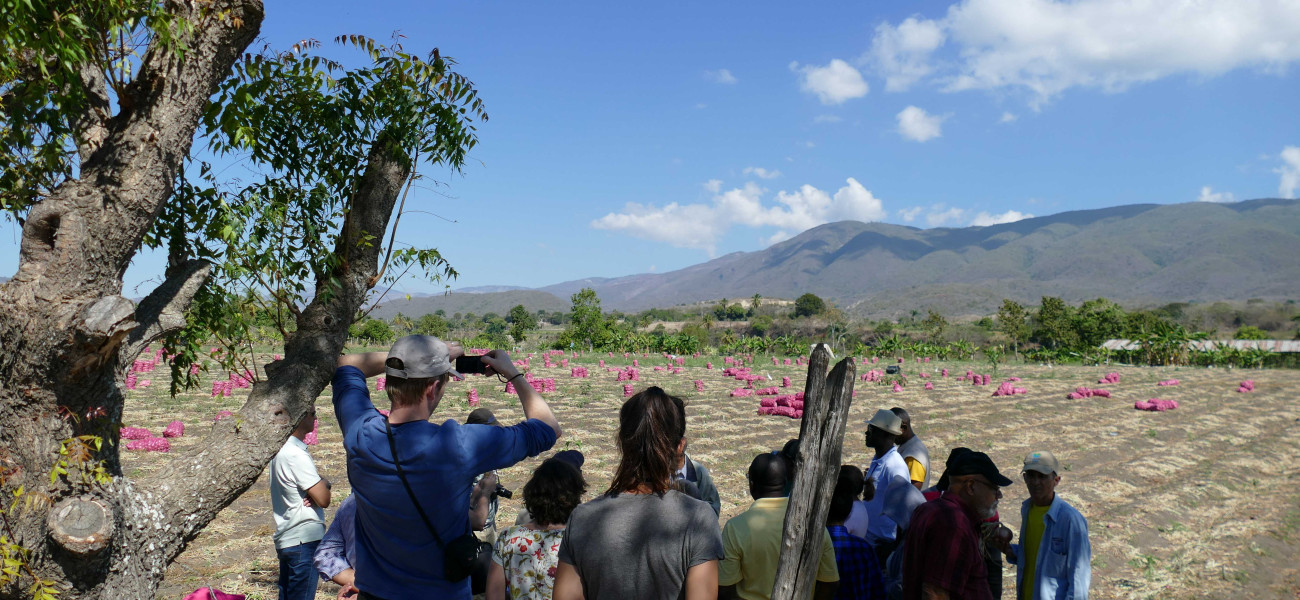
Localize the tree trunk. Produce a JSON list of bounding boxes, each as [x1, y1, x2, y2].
[[770, 344, 856, 600], [0, 2, 412, 598]]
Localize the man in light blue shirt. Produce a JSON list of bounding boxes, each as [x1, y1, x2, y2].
[[334, 337, 561, 600], [860, 409, 910, 559], [1001, 450, 1091, 600]]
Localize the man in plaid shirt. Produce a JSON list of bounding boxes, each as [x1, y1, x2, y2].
[[902, 451, 1013, 600], [826, 465, 885, 600]]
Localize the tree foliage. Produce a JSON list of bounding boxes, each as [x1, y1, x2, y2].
[[149, 35, 485, 379], [507, 304, 537, 342], [793, 293, 826, 318], [560, 288, 606, 351]]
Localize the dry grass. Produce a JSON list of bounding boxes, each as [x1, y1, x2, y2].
[[123, 353, 1300, 599]]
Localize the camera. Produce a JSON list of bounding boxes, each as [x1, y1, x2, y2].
[[455, 355, 488, 375], [492, 483, 513, 500]]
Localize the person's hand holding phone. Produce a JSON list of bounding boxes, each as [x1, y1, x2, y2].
[[480, 349, 518, 379]]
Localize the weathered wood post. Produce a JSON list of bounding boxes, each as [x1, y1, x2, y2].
[[771, 343, 857, 600]]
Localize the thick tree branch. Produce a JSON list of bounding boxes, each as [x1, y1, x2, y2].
[[121, 259, 211, 363], [74, 63, 113, 166]]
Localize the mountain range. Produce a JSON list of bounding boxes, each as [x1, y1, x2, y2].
[[376, 198, 1300, 320]]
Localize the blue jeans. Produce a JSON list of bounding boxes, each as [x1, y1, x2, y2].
[[277, 540, 320, 600]]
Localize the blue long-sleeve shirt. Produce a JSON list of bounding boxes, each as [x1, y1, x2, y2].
[[332, 366, 557, 600], [1009, 496, 1091, 600]]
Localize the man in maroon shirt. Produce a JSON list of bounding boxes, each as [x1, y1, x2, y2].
[[902, 451, 1012, 600]]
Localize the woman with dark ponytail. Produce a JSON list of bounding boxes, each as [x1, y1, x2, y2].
[[553, 387, 723, 600]]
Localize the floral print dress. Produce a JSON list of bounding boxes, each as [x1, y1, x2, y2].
[[492, 524, 565, 599]]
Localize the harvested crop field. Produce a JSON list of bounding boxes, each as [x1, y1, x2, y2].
[[127, 353, 1300, 599]]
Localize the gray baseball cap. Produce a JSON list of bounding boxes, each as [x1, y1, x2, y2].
[[385, 335, 461, 379], [1022, 450, 1061, 475]]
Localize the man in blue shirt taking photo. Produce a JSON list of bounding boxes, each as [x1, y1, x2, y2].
[[334, 336, 561, 600]]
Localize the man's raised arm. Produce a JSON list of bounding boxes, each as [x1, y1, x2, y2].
[[481, 350, 561, 439], [337, 352, 388, 378]]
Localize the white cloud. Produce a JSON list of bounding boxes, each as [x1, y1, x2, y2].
[[704, 69, 738, 84], [1196, 186, 1236, 203], [970, 209, 1033, 226], [999, 112, 1017, 123], [792, 59, 869, 105], [743, 166, 782, 179], [1277, 146, 1300, 198], [927, 206, 968, 226], [695, 102, 708, 109], [703, 179, 723, 193], [813, 114, 843, 124], [865, 17, 946, 92], [648, 264, 657, 272], [591, 178, 887, 254], [868, 0, 1300, 106], [898, 206, 924, 222], [896, 106, 946, 142]]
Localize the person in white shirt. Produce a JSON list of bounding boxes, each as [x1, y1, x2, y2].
[[859, 409, 910, 564], [270, 408, 331, 600]]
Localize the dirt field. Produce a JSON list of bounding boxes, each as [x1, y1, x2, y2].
[[124, 352, 1300, 599]]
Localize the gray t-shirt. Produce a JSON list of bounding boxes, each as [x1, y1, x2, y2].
[[558, 490, 724, 600]]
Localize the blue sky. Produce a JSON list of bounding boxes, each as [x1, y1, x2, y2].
[[5, 0, 1299, 296]]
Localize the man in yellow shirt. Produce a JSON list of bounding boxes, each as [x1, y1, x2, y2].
[[892, 407, 930, 490], [719, 453, 840, 600], [1001, 450, 1092, 600]]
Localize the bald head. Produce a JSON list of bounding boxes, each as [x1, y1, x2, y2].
[[748, 453, 790, 499]]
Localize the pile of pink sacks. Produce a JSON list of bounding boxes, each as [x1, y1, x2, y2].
[[1157, 379, 1179, 386], [1098, 372, 1121, 384], [570, 367, 589, 378], [992, 381, 1027, 397], [1135, 398, 1179, 411], [1237, 380, 1255, 393], [615, 368, 640, 382], [467, 389, 479, 407], [860, 370, 884, 383], [958, 371, 991, 385], [694, 380, 705, 392], [121, 420, 185, 452], [758, 392, 805, 418], [1066, 387, 1110, 399], [782, 376, 791, 387], [124, 372, 151, 390]]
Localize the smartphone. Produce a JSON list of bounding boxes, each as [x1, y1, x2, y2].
[[455, 354, 487, 375]]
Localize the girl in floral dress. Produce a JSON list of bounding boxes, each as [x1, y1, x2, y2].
[[487, 457, 587, 600]]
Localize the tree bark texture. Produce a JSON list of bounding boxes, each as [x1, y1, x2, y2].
[[771, 345, 856, 600], [0, 2, 425, 598]]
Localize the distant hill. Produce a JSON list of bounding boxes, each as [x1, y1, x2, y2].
[[369, 289, 568, 320], [452, 285, 533, 294], [539, 198, 1300, 319]]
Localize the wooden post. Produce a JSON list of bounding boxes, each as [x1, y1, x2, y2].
[[771, 343, 856, 600]]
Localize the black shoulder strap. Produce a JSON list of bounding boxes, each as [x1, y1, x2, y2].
[[384, 419, 448, 550]]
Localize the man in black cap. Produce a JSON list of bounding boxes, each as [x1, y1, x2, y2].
[[901, 451, 1012, 600]]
